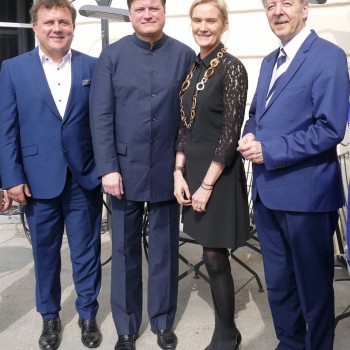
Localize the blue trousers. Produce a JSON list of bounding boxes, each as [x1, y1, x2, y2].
[[25, 172, 102, 320], [110, 198, 179, 335], [254, 197, 338, 350]]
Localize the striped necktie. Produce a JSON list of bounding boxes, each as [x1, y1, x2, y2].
[[266, 48, 287, 102]]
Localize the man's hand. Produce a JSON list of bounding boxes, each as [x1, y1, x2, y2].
[[238, 133, 264, 164], [0, 190, 12, 212], [174, 171, 191, 206], [238, 133, 256, 147], [102, 172, 124, 199], [7, 184, 31, 205]]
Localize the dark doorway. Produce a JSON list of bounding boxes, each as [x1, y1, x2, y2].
[[0, 0, 35, 66]]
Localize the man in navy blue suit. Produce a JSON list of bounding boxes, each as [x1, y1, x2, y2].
[[238, 0, 349, 349], [0, 1, 103, 349], [89, 0, 195, 349]]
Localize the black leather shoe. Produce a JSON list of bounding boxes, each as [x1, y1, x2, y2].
[[114, 334, 138, 350], [78, 317, 102, 348], [155, 330, 178, 350], [39, 317, 62, 350]]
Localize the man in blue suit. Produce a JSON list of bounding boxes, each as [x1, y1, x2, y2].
[[89, 0, 195, 349], [238, 0, 349, 349], [0, 1, 103, 349]]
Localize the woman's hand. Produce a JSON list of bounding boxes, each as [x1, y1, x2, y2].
[[191, 186, 212, 213], [174, 171, 192, 206], [0, 190, 12, 212]]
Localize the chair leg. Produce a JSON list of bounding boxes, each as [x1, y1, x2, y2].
[[178, 253, 210, 283], [230, 252, 264, 292], [245, 241, 262, 254], [335, 309, 350, 328]]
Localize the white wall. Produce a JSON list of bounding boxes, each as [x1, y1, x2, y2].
[[71, 0, 350, 149]]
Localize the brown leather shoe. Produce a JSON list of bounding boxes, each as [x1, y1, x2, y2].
[[78, 317, 102, 348], [38, 317, 62, 350]]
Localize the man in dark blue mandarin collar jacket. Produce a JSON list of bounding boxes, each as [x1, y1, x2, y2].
[[89, 0, 195, 349]]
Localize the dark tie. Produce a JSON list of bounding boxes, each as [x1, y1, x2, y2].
[[266, 48, 287, 101]]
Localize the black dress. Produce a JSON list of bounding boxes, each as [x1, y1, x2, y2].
[[176, 43, 251, 250]]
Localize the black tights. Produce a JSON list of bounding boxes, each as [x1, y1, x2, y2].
[[203, 247, 238, 350]]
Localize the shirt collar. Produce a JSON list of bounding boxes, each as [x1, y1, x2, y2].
[[38, 47, 72, 65], [131, 32, 167, 51], [195, 42, 225, 68], [281, 26, 311, 61]]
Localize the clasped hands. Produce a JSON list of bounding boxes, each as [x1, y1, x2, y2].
[[237, 133, 264, 164]]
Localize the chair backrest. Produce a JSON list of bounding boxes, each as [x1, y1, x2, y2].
[[336, 151, 350, 274], [244, 159, 257, 236], [338, 152, 349, 236]]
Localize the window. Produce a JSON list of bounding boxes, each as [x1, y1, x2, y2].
[[0, 0, 34, 66]]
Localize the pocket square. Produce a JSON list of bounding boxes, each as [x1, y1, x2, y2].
[[81, 79, 91, 86]]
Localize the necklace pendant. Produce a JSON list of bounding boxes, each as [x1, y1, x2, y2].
[[196, 82, 205, 91], [179, 47, 227, 130]]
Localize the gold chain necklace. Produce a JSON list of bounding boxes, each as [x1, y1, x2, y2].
[[179, 47, 227, 129]]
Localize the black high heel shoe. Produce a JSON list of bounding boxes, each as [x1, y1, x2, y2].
[[204, 329, 242, 350], [235, 329, 242, 349]]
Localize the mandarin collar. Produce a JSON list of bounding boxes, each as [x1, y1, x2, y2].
[[131, 32, 167, 51], [195, 42, 225, 68]]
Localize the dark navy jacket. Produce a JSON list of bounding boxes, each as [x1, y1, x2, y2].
[[90, 33, 195, 202]]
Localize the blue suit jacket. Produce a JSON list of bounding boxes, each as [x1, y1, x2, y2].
[[0, 48, 100, 198], [244, 31, 349, 212]]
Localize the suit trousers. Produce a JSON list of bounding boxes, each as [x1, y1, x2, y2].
[[25, 170, 102, 320], [110, 198, 179, 335], [253, 197, 338, 350]]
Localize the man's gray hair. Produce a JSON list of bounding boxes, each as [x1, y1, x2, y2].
[[262, 0, 308, 8]]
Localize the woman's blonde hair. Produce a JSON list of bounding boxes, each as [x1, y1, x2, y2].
[[189, 0, 229, 23]]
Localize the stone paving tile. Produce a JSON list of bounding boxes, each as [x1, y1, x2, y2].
[[0, 209, 350, 349]]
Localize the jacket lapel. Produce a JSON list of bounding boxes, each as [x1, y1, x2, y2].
[[264, 31, 318, 113], [29, 48, 61, 120], [63, 50, 82, 121], [258, 49, 279, 119]]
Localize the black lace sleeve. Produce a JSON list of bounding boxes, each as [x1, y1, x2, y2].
[[175, 114, 186, 152], [214, 56, 248, 165]]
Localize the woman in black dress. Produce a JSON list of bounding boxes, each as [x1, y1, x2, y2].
[[174, 0, 250, 349]]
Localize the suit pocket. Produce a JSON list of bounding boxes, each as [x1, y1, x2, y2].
[[116, 141, 127, 156], [21, 145, 38, 157]]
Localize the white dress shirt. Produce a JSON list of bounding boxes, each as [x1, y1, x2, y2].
[[39, 48, 72, 118], [268, 26, 312, 94]]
